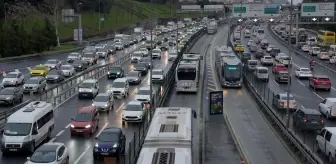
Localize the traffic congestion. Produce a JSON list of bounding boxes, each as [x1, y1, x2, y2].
[[0, 18, 207, 164]]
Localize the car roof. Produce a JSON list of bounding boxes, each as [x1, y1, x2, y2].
[[7, 72, 20, 75], [36, 143, 60, 152], [278, 93, 294, 97], [103, 127, 122, 133], [61, 64, 73, 67], [128, 100, 142, 105], [83, 79, 98, 83], [301, 108, 321, 115], [313, 75, 329, 78], [114, 78, 128, 82], [78, 106, 96, 113]]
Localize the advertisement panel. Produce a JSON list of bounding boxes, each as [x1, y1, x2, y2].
[[232, 4, 280, 17], [301, 3, 335, 17], [209, 91, 223, 115]]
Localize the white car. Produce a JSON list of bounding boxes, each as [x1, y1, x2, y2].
[[295, 67, 312, 78], [45, 59, 61, 69], [247, 39, 254, 47], [25, 142, 69, 164], [115, 42, 124, 50], [275, 53, 287, 62], [266, 45, 275, 53], [261, 56, 274, 66], [60, 64, 75, 77], [2, 72, 25, 86], [96, 47, 108, 58], [301, 45, 310, 52], [135, 87, 151, 103], [152, 69, 165, 82], [151, 48, 162, 59], [309, 46, 320, 56], [122, 101, 146, 123], [318, 52, 330, 60], [67, 52, 81, 63], [139, 48, 149, 57]]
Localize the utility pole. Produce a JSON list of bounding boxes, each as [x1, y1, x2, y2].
[[295, 12, 299, 47], [149, 5, 153, 111], [286, 0, 294, 128], [54, 0, 60, 47]]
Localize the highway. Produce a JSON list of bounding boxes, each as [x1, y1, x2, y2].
[[241, 23, 336, 163], [225, 24, 298, 163]]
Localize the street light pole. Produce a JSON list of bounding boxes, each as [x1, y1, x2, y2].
[[149, 7, 153, 110], [77, 3, 83, 47], [295, 12, 299, 47], [286, 0, 294, 128], [54, 0, 60, 47]]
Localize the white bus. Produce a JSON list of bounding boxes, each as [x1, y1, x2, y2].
[[136, 107, 196, 164], [175, 59, 200, 93], [1, 101, 54, 154]]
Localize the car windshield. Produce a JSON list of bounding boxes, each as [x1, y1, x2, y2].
[[258, 69, 268, 73], [94, 95, 109, 102], [61, 66, 72, 70], [318, 78, 330, 81], [249, 61, 257, 65], [26, 78, 39, 84], [112, 82, 125, 88], [152, 71, 162, 75], [48, 70, 59, 75], [79, 82, 93, 88], [127, 72, 138, 77], [33, 66, 45, 70], [97, 48, 105, 52], [98, 132, 119, 142], [280, 96, 295, 100], [110, 67, 121, 72], [0, 89, 14, 95], [5, 74, 17, 78], [307, 115, 322, 120], [140, 48, 147, 52], [313, 47, 320, 51], [279, 72, 289, 76], [133, 53, 142, 57], [115, 42, 122, 46], [46, 60, 57, 64], [138, 89, 150, 95], [4, 123, 32, 136], [126, 104, 142, 111], [73, 60, 83, 65], [152, 50, 161, 53], [74, 113, 93, 122], [30, 150, 56, 163]]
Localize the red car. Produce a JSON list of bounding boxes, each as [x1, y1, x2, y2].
[[272, 64, 287, 74], [71, 106, 99, 136], [309, 75, 331, 91]]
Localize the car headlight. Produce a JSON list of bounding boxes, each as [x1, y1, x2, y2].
[[95, 143, 99, 147], [40, 72, 43, 74], [113, 143, 118, 148], [78, 65, 82, 67], [23, 136, 30, 142], [71, 124, 74, 128], [79, 88, 84, 92], [92, 104, 95, 106], [137, 115, 142, 118], [55, 77, 58, 79], [6, 97, 11, 100], [88, 89, 92, 92], [121, 89, 125, 93], [85, 125, 91, 128], [117, 72, 120, 74], [107, 72, 110, 74], [104, 104, 108, 107]]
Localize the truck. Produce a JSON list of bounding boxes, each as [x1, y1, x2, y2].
[[207, 21, 218, 34]]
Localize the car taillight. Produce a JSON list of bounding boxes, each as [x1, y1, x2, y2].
[[321, 120, 324, 124], [280, 102, 284, 106], [196, 81, 198, 88], [303, 119, 307, 123]]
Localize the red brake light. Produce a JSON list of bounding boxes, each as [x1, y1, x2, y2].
[[303, 119, 307, 123], [196, 81, 199, 88], [321, 119, 324, 124]]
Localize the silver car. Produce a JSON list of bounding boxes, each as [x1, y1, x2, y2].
[[60, 64, 75, 77], [46, 70, 65, 83], [45, 59, 61, 69], [23, 77, 46, 93], [135, 87, 151, 103], [152, 69, 164, 82], [126, 71, 142, 84], [96, 47, 108, 58], [67, 52, 82, 63], [115, 42, 124, 50], [92, 93, 114, 112]]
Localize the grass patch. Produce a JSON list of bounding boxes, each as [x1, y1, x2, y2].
[[49, 44, 77, 51]]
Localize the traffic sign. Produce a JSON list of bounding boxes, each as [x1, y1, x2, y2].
[[232, 4, 280, 17], [73, 29, 83, 41], [301, 3, 335, 17]]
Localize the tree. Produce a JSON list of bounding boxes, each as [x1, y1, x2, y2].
[[44, 18, 57, 49], [0, 25, 4, 57], [30, 24, 47, 53]]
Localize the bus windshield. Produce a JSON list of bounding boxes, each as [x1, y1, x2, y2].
[[223, 66, 241, 80], [177, 68, 196, 80]]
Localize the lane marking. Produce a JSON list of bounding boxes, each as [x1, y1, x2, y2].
[[272, 80, 279, 86], [207, 85, 217, 91], [313, 92, 323, 99], [116, 102, 125, 112], [208, 83, 216, 87], [95, 122, 109, 137], [74, 145, 91, 164], [292, 62, 299, 68], [48, 138, 56, 143], [55, 130, 64, 137], [297, 80, 305, 87], [65, 123, 71, 129], [332, 87, 336, 91]]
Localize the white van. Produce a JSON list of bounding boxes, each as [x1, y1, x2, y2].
[[247, 60, 258, 71], [254, 67, 269, 82], [244, 29, 251, 38], [319, 98, 336, 119], [114, 34, 124, 42], [78, 79, 99, 99], [1, 101, 54, 154], [316, 127, 336, 163]]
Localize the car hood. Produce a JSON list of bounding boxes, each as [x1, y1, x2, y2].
[[26, 161, 55, 164], [135, 95, 150, 100], [96, 141, 118, 149], [123, 110, 143, 117], [3, 78, 17, 82], [82, 57, 93, 60], [62, 69, 72, 72], [72, 121, 91, 128], [115, 45, 123, 47], [152, 75, 163, 78], [23, 84, 39, 88], [0, 95, 13, 100], [68, 56, 78, 59]]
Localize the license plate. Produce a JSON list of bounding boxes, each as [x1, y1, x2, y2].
[[101, 153, 109, 155], [76, 130, 83, 132], [184, 87, 189, 89], [82, 94, 87, 96], [312, 121, 317, 123], [9, 149, 17, 151]]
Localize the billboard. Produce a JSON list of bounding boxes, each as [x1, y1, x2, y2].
[[232, 4, 280, 17], [209, 91, 223, 115], [301, 3, 335, 17]]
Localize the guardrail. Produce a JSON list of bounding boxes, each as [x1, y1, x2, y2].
[[268, 24, 336, 76], [0, 27, 189, 130], [228, 25, 323, 164]]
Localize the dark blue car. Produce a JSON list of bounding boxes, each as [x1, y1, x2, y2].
[[93, 127, 126, 159]]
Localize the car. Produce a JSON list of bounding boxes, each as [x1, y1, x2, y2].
[[318, 52, 330, 60], [46, 70, 65, 83], [96, 47, 108, 58], [70, 106, 99, 136], [82, 52, 97, 65], [83, 46, 97, 54], [293, 108, 324, 131], [122, 101, 146, 123], [107, 66, 124, 79], [115, 42, 124, 50], [247, 40, 254, 47], [272, 93, 297, 110], [249, 44, 258, 53], [275, 71, 291, 83], [93, 127, 126, 159], [135, 87, 151, 103], [0, 87, 23, 105], [108, 78, 129, 98], [309, 75, 331, 91], [30, 64, 51, 77], [275, 53, 287, 62], [266, 45, 275, 53], [254, 67, 269, 82], [295, 67, 312, 79], [44, 59, 61, 69], [270, 48, 281, 57], [261, 56, 274, 66], [126, 71, 142, 84], [234, 40, 242, 47], [141, 57, 152, 68], [152, 48, 162, 59], [26, 142, 69, 164], [131, 51, 144, 63], [260, 39, 269, 49], [60, 64, 75, 77], [73, 60, 89, 71], [139, 48, 149, 57], [23, 77, 47, 93], [78, 79, 99, 98], [133, 62, 149, 75], [301, 45, 310, 52], [234, 44, 245, 52], [319, 98, 336, 119], [309, 46, 321, 56], [67, 52, 82, 63], [105, 42, 116, 54], [272, 64, 287, 74], [92, 93, 114, 112], [254, 49, 265, 59], [152, 69, 165, 82], [2, 72, 25, 86]]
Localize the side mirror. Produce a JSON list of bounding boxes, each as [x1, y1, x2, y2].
[[32, 129, 38, 135], [57, 156, 61, 161], [193, 110, 197, 118], [27, 157, 31, 161]]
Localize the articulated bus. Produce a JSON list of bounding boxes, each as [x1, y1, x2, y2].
[[317, 30, 335, 46], [215, 56, 243, 88], [175, 56, 200, 93]]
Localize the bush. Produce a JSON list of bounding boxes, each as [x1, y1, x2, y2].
[[0, 20, 57, 58]]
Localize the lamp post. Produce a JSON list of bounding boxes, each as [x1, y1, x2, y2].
[[4, 3, 8, 24], [149, 5, 153, 111], [98, 0, 101, 32], [77, 3, 83, 46], [54, 0, 60, 47]]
